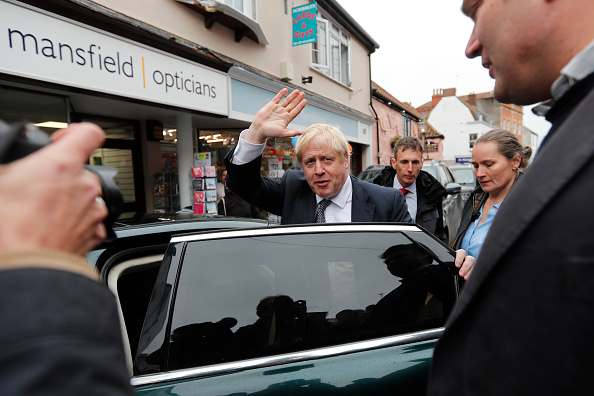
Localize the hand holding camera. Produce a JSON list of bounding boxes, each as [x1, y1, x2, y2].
[[0, 121, 123, 256]]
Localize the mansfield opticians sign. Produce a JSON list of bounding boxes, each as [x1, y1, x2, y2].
[[0, 0, 228, 115]]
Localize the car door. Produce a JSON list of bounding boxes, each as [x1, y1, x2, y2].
[[437, 165, 463, 245], [132, 224, 459, 395]]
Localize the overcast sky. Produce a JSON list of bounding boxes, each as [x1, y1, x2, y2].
[[336, 0, 551, 144]]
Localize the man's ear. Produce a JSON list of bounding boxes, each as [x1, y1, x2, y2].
[[390, 157, 397, 168]]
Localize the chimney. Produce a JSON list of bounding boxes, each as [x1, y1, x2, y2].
[[468, 92, 477, 106], [432, 88, 443, 107], [443, 88, 457, 97]]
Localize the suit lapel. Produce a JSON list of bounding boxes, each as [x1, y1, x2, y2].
[[351, 177, 376, 222], [447, 89, 594, 326], [287, 186, 317, 224]]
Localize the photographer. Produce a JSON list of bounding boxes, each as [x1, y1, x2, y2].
[[0, 123, 134, 394]]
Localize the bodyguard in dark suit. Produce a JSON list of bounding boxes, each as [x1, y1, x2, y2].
[[428, 0, 594, 394], [372, 136, 448, 243], [225, 88, 413, 225]]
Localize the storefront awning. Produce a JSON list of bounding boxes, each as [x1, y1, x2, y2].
[[175, 0, 269, 45]]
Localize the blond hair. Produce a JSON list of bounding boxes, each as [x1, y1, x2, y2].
[[294, 123, 349, 163]]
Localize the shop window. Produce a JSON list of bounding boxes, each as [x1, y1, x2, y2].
[[0, 85, 67, 133], [91, 147, 136, 203], [197, 130, 241, 170], [311, 15, 351, 86], [153, 151, 179, 213], [78, 115, 144, 214]]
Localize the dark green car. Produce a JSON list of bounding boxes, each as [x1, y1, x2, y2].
[[92, 221, 460, 395]]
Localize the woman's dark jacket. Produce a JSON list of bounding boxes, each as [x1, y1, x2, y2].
[[373, 166, 448, 243], [452, 185, 486, 250]]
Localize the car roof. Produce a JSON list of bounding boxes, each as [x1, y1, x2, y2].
[[449, 164, 473, 169], [88, 216, 270, 271], [111, 215, 268, 238]]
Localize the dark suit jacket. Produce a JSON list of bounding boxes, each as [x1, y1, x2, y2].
[[428, 74, 594, 394], [0, 268, 135, 395], [373, 167, 448, 243], [225, 149, 413, 224]]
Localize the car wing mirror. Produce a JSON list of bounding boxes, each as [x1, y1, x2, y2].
[[445, 182, 462, 194]]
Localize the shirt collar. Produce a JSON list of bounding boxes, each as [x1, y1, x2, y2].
[[316, 175, 352, 209], [393, 178, 417, 194], [533, 38, 594, 116]]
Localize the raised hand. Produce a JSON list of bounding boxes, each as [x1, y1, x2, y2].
[[244, 88, 307, 144]]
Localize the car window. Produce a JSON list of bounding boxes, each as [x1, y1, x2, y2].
[[423, 165, 438, 180], [166, 230, 457, 371], [358, 168, 382, 181], [443, 167, 455, 184], [451, 168, 475, 185], [437, 166, 449, 187]]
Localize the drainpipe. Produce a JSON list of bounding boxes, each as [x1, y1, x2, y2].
[[368, 53, 380, 165]]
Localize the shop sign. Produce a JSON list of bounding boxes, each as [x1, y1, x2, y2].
[[292, 2, 317, 46], [0, 1, 229, 115]]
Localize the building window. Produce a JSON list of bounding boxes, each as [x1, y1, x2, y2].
[[311, 15, 351, 86], [224, 0, 257, 20], [469, 133, 478, 149], [402, 115, 411, 137]]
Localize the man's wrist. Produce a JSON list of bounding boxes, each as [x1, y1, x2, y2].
[[244, 125, 268, 145], [0, 249, 100, 280]]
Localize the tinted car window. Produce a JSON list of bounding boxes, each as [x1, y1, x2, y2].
[[166, 230, 457, 371]]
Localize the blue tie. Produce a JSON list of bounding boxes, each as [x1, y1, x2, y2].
[[315, 199, 332, 223]]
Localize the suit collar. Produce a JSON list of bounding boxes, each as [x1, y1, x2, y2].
[[447, 87, 594, 326]]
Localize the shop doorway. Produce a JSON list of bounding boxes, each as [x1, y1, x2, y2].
[[74, 114, 145, 214]]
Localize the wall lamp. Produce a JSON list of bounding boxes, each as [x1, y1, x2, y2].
[[302, 76, 313, 84]]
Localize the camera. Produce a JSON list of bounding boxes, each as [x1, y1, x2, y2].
[[0, 120, 123, 239]]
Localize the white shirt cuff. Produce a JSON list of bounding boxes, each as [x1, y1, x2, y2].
[[231, 130, 266, 165]]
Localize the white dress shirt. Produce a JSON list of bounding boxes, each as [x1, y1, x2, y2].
[[315, 177, 352, 223], [393, 178, 418, 221]]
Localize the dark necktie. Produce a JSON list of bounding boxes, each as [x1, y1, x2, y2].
[[400, 188, 409, 196], [315, 199, 332, 223]]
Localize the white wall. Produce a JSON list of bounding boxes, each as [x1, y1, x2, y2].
[[428, 96, 495, 162]]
